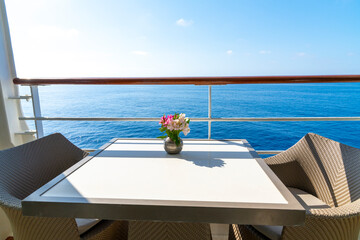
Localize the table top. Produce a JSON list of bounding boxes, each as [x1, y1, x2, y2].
[[22, 139, 305, 225]]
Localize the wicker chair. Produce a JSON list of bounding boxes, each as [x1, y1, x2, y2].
[[0, 133, 128, 240], [232, 133, 360, 240]]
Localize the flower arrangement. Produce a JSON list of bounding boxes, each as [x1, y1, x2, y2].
[[158, 113, 190, 146]]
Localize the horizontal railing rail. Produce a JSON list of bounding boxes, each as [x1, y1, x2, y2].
[[19, 117, 360, 121], [13, 75, 360, 85], [13, 75, 360, 155]]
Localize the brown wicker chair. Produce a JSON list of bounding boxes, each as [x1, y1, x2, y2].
[[0, 133, 128, 240], [232, 133, 360, 240]]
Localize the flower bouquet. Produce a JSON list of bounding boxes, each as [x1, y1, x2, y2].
[[158, 113, 190, 153]]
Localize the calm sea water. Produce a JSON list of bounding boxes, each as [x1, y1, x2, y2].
[[19, 83, 360, 152]]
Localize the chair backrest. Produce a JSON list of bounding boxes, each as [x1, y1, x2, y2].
[[280, 133, 360, 207], [0, 133, 88, 202]]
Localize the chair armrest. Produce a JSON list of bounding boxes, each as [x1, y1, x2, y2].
[[309, 199, 360, 219], [282, 200, 360, 240], [0, 190, 21, 210], [2, 206, 80, 240], [265, 150, 295, 166]]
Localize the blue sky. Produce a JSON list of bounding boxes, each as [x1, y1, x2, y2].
[[4, 0, 360, 77]]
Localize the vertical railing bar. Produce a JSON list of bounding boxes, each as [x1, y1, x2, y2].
[[208, 85, 212, 139], [30, 86, 44, 138]]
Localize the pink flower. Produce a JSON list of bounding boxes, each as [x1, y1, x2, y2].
[[165, 115, 174, 125], [159, 115, 175, 127], [159, 115, 167, 125]]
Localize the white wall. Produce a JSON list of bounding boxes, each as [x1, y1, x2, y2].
[[0, 0, 33, 238], [0, 0, 33, 150]]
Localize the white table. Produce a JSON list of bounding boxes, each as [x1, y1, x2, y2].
[[23, 139, 305, 239]]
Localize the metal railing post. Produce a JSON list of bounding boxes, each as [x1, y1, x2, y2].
[[208, 85, 212, 139], [30, 86, 44, 138]]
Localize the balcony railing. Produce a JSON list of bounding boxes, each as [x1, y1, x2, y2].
[[12, 75, 360, 154]]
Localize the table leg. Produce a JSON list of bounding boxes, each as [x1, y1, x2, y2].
[[210, 223, 229, 240]]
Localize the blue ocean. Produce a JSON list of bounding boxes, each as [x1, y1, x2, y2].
[[19, 83, 360, 152]]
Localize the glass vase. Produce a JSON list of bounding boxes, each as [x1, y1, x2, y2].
[[164, 137, 183, 154]]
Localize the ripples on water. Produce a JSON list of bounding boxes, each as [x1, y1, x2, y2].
[[20, 83, 360, 151]]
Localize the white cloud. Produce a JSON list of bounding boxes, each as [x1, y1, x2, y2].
[[176, 18, 193, 27], [259, 50, 271, 55], [131, 51, 149, 56], [296, 52, 306, 57], [347, 52, 355, 56], [226, 50, 233, 55]]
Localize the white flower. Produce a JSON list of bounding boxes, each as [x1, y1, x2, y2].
[[182, 126, 190, 136]]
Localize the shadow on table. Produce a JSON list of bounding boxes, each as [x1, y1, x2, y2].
[[97, 150, 253, 168]]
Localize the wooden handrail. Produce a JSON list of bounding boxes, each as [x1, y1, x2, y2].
[[13, 75, 360, 85]]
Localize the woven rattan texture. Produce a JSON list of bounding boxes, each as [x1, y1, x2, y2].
[[128, 221, 211, 240], [229, 224, 266, 240], [239, 133, 360, 240], [0, 133, 128, 240], [81, 220, 129, 240]]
